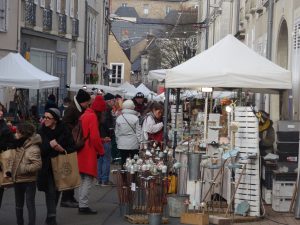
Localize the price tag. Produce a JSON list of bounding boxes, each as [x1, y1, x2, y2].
[[131, 183, 136, 191]]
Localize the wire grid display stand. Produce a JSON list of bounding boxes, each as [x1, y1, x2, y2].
[[233, 106, 260, 217], [113, 170, 169, 221]]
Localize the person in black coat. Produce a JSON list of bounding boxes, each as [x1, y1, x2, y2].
[[45, 94, 58, 111], [61, 89, 91, 207], [37, 108, 74, 225], [0, 111, 15, 151], [0, 109, 16, 209]]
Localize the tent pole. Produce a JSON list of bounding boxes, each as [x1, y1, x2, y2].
[[36, 90, 40, 117], [163, 88, 170, 150], [173, 88, 181, 154]]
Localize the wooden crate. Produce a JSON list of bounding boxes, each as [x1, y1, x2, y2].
[[180, 212, 209, 225]]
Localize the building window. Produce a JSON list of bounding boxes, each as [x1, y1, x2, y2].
[[110, 64, 123, 85], [165, 6, 171, 15], [87, 13, 97, 61], [0, 0, 7, 32], [143, 4, 149, 15], [121, 3, 127, 7]]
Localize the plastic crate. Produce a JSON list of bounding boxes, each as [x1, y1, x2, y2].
[[278, 151, 298, 163], [277, 142, 299, 153], [273, 171, 297, 181], [277, 131, 299, 142], [261, 161, 277, 189], [272, 196, 292, 212], [277, 162, 298, 173], [262, 186, 272, 204], [272, 180, 296, 197], [277, 121, 300, 132]]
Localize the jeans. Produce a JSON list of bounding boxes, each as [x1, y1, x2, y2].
[[45, 173, 60, 221], [78, 173, 93, 208], [14, 182, 36, 225], [97, 142, 111, 183]]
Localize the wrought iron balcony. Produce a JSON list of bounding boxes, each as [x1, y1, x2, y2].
[[72, 18, 79, 39], [58, 13, 67, 35], [43, 8, 52, 31], [24, 1, 36, 27]]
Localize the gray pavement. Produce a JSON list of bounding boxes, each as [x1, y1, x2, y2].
[[0, 182, 182, 225]]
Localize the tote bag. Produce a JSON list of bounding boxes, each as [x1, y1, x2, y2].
[[51, 151, 81, 191], [0, 149, 15, 187]]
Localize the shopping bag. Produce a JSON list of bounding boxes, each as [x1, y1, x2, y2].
[[0, 149, 15, 187], [168, 174, 177, 194], [51, 151, 81, 191]]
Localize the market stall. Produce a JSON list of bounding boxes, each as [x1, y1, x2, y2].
[[69, 84, 124, 96], [0, 53, 60, 119], [119, 81, 138, 98], [164, 34, 292, 219], [0, 53, 59, 89]]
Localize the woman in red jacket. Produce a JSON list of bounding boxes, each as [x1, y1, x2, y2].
[[77, 95, 106, 214]]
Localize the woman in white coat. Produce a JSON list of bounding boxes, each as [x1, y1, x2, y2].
[[115, 100, 142, 166]]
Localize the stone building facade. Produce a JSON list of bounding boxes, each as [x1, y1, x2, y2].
[[199, 0, 300, 121], [0, 0, 109, 111]]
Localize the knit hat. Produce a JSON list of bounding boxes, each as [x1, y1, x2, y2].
[[76, 89, 91, 104], [91, 95, 106, 112], [135, 92, 144, 98], [104, 93, 115, 101], [122, 100, 135, 110], [46, 108, 61, 122], [48, 94, 56, 102]]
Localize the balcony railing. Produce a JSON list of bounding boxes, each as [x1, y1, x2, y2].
[[43, 8, 52, 31], [58, 13, 67, 35], [24, 1, 36, 27], [72, 18, 79, 39]]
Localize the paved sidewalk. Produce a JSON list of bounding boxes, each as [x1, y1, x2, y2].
[[1, 177, 298, 225]]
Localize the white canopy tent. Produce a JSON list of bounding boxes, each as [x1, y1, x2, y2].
[[148, 69, 166, 82], [0, 53, 60, 89], [165, 35, 292, 91], [119, 81, 138, 98], [69, 84, 125, 96], [137, 83, 157, 99]]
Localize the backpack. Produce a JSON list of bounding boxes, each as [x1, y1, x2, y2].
[[72, 120, 88, 151]]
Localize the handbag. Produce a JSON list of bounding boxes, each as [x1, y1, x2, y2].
[[121, 114, 136, 134], [0, 149, 16, 187], [51, 151, 81, 191]]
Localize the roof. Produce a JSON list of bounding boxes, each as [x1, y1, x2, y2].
[[115, 7, 139, 18], [132, 57, 141, 71]]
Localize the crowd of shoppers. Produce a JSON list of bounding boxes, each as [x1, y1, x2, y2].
[[0, 89, 165, 225]]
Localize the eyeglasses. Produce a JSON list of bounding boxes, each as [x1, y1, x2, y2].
[[43, 116, 54, 120]]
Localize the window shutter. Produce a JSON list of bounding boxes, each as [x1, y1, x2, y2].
[[40, 0, 45, 8], [57, 0, 61, 13], [65, 0, 69, 15], [70, 0, 74, 17], [50, 0, 55, 11], [293, 23, 300, 50], [0, 0, 7, 32]]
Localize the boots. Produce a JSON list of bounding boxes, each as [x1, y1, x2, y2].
[[45, 217, 57, 225]]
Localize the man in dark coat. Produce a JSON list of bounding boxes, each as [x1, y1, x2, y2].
[[61, 89, 91, 208]]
